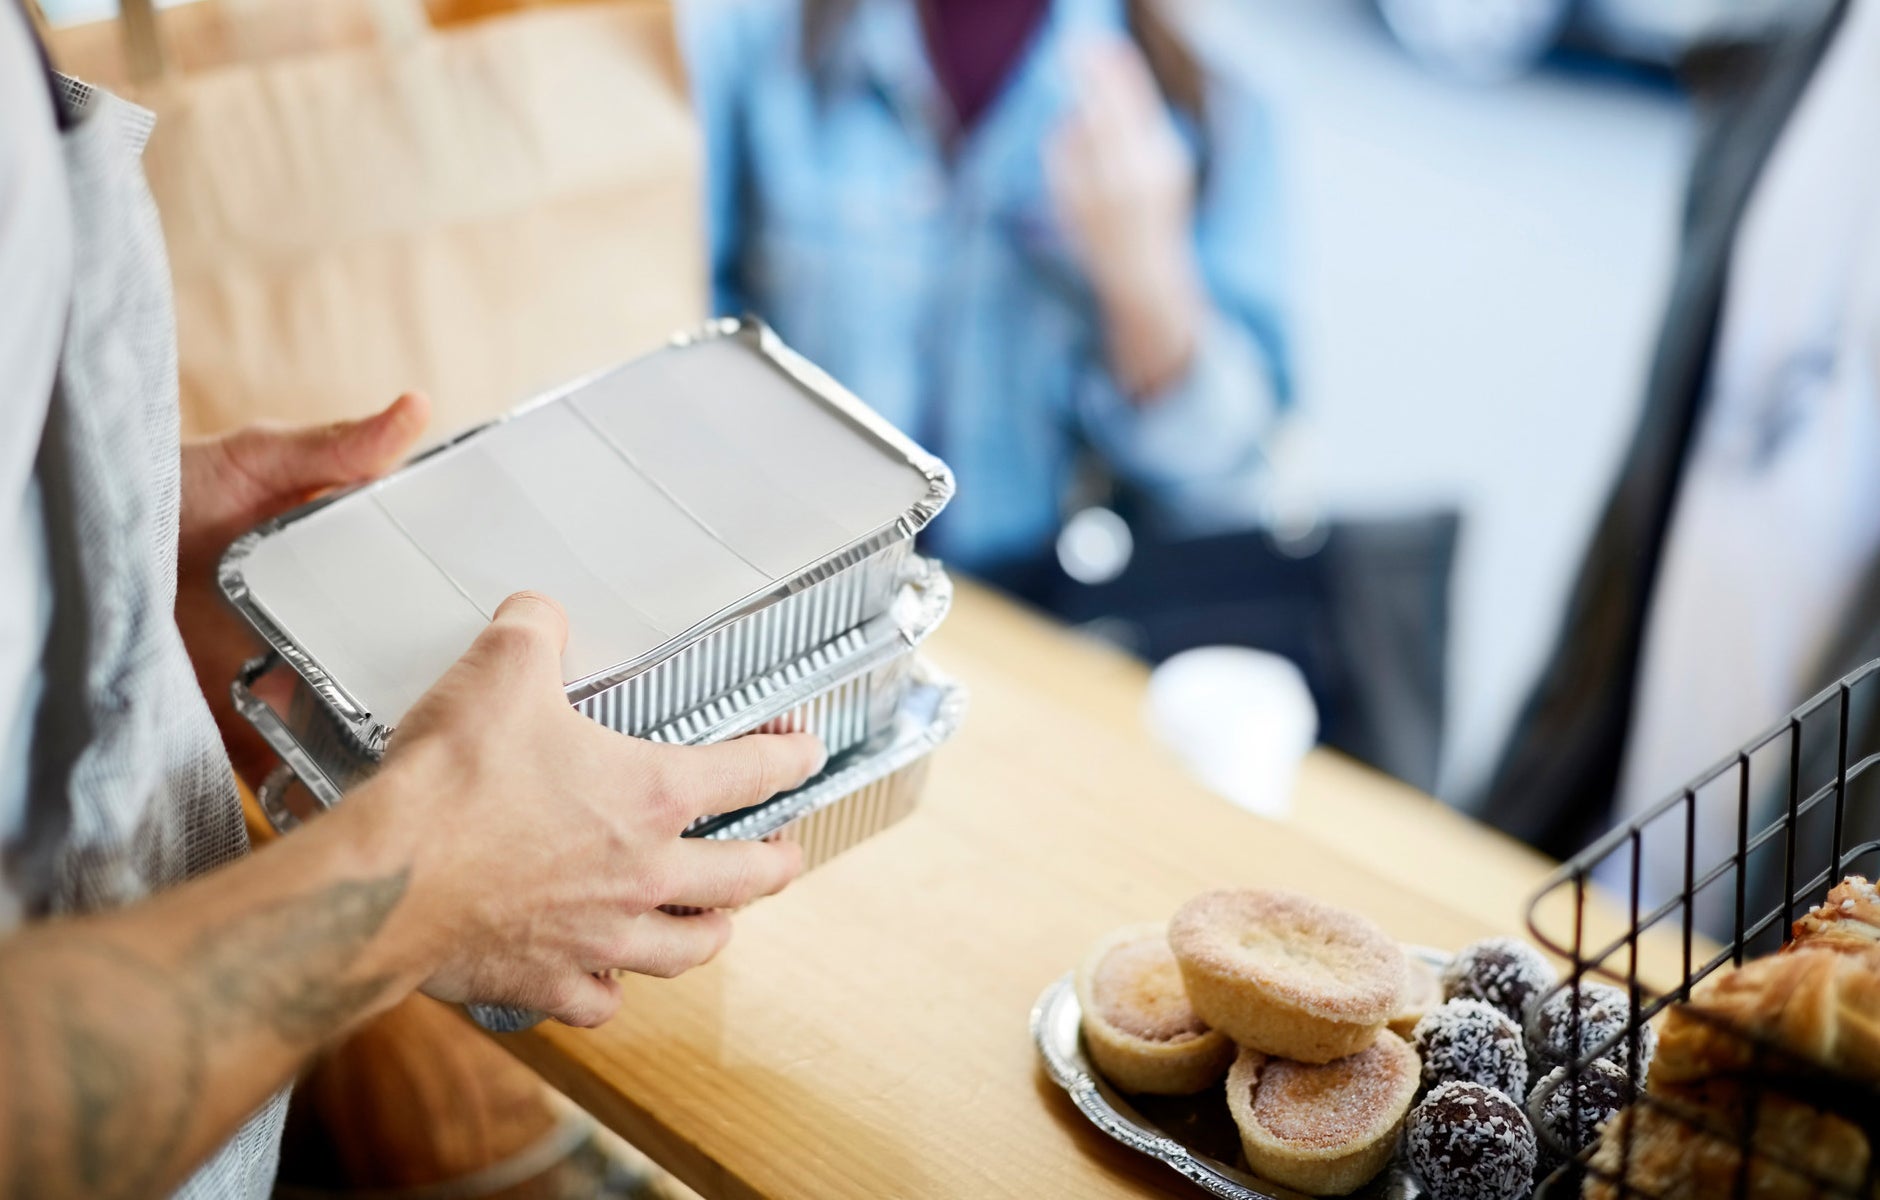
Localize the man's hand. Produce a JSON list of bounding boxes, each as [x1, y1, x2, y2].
[[24, 388, 831, 1192], [175, 394, 431, 785], [1047, 37, 1208, 399], [0, 591, 821, 1197], [356, 591, 825, 1028]]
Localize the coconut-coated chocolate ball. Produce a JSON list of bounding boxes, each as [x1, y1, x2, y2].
[[1413, 999, 1529, 1101], [1441, 936, 1556, 1026], [1530, 982, 1656, 1075], [1406, 1081, 1538, 1200], [1529, 1058, 1633, 1176]]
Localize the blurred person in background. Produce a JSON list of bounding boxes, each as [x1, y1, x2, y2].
[[679, 0, 1291, 588], [1484, 0, 1880, 917]]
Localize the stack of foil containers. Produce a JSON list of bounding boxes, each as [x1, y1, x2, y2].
[[222, 320, 963, 1029]]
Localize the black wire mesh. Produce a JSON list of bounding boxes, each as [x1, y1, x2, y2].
[[1524, 659, 1880, 1199]]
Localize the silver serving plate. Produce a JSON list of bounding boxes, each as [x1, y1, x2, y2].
[[1031, 948, 1451, 1200]]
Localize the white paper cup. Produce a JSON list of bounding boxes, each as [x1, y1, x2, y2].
[[1144, 647, 1319, 820]]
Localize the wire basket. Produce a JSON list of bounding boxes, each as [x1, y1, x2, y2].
[[1524, 659, 1880, 1199]]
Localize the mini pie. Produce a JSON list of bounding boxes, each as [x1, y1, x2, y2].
[[1074, 923, 1234, 1095], [1389, 953, 1445, 1040], [1168, 888, 1408, 1063], [1226, 1031, 1420, 1196]]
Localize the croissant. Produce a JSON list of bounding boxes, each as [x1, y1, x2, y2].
[[1653, 947, 1880, 1088], [1581, 1083, 1869, 1200], [1789, 875, 1880, 960]]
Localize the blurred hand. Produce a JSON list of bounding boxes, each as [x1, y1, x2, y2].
[[1047, 37, 1208, 399], [174, 394, 431, 787], [362, 592, 823, 1027]]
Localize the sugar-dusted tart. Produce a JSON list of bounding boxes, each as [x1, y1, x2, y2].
[[1226, 1031, 1421, 1196], [1388, 952, 1445, 1040], [1169, 888, 1408, 1063], [1075, 923, 1235, 1095]]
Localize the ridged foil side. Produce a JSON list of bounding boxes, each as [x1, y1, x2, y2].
[[653, 655, 906, 760], [783, 757, 929, 871], [574, 539, 909, 735], [689, 664, 965, 844]]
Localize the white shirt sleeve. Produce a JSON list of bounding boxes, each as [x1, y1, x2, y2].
[[0, 1, 75, 898]]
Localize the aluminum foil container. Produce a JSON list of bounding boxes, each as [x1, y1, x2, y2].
[[257, 660, 967, 1033], [236, 560, 952, 807], [220, 318, 952, 771]]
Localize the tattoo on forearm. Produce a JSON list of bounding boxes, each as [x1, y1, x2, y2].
[[190, 868, 410, 1044], [1, 942, 203, 1200], [62, 1011, 131, 1192], [0, 865, 411, 1200]]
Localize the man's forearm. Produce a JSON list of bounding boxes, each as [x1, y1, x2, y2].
[[0, 787, 434, 1200]]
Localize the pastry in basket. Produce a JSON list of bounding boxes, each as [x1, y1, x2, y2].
[[1654, 946, 1880, 1088], [1789, 874, 1880, 960], [1224, 1032, 1419, 1196], [1168, 887, 1407, 1063], [1581, 1082, 1871, 1200], [1074, 923, 1234, 1095], [1389, 953, 1446, 1040], [1404, 1080, 1536, 1200]]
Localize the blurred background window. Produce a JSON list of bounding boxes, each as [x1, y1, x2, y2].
[[1213, 0, 1694, 803], [1375, 0, 1806, 82], [39, 0, 179, 24]]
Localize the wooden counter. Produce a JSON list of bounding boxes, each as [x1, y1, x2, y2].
[[493, 582, 1664, 1199]]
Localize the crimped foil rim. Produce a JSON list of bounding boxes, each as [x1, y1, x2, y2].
[[217, 317, 954, 737]]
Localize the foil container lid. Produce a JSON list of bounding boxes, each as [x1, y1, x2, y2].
[[219, 319, 952, 746]]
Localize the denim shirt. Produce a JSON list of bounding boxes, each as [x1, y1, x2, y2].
[[681, 0, 1291, 572]]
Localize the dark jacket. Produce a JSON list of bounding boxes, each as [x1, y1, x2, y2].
[[1481, 3, 1857, 864]]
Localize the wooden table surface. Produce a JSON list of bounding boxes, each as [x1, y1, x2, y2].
[[493, 582, 1668, 1200]]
